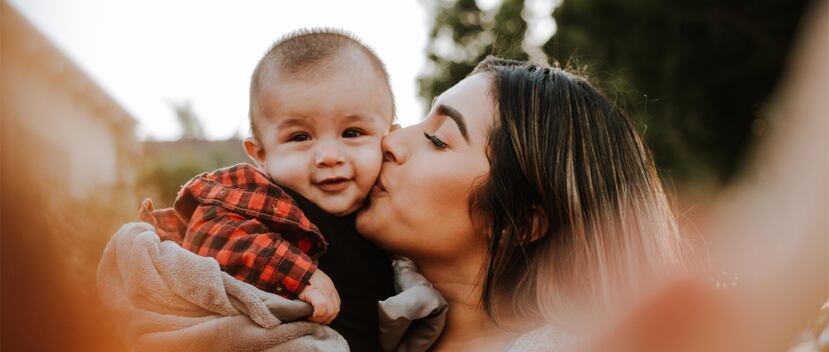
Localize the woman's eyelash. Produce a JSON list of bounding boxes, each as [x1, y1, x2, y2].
[[423, 132, 448, 149]]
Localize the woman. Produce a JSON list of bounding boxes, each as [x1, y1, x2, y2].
[[356, 56, 687, 351]]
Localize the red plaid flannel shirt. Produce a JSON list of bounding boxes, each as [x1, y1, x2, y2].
[[139, 163, 327, 298]]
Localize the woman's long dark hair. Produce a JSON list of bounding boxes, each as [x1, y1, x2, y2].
[[470, 56, 686, 323]]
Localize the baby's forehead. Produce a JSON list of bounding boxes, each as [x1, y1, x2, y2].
[[255, 71, 393, 123], [257, 76, 392, 111], [252, 50, 394, 132]]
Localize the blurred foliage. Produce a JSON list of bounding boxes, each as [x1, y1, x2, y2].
[[418, 0, 810, 185], [138, 102, 249, 207], [169, 100, 206, 140], [138, 154, 210, 207], [137, 139, 249, 207], [419, 0, 528, 108], [546, 0, 811, 184]]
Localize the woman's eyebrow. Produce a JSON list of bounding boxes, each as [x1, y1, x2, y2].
[[436, 104, 469, 142]]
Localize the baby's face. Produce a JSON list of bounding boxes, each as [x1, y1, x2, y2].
[[251, 61, 393, 216]]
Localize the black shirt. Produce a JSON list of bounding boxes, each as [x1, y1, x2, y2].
[[284, 188, 395, 352]]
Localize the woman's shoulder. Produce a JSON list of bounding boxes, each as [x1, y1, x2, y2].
[[503, 325, 581, 352]]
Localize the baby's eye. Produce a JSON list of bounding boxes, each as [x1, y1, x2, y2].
[[342, 128, 364, 138], [289, 133, 311, 142]]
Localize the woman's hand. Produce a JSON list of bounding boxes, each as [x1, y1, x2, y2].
[[298, 269, 341, 325]]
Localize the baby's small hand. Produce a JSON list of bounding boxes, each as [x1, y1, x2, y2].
[[298, 269, 340, 324]]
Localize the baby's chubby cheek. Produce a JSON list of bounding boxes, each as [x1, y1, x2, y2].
[[263, 152, 310, 189], [351, 140, 385, 192]]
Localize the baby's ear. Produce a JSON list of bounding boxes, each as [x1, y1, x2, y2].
[[243, 137, 267, 168]]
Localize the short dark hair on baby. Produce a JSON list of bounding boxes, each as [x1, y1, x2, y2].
[[249, 28, 394, 140]]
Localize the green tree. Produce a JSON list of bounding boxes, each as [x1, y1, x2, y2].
[[169, 100, 205, 140], [138, 101, 247, 206], [419, 0, 529, 110], [545, 0, 810, 184]]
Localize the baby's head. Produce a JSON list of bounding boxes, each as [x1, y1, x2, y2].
[[243, 29, 395, 216]]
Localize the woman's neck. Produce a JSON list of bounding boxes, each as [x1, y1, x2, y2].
[[414, 255, 521, 352]]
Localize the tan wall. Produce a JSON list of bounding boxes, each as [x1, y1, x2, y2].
[[5, 58, 120, 198], [1, 1, 138, 199]]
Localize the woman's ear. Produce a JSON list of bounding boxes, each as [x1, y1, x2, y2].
[[529, 205, 549, 243], [243, 137, 267, 168]]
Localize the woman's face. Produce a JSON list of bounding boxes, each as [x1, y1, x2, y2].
[[356, 73, 495, 261]]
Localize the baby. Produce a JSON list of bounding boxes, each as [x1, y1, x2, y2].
[[139, 29, 396, 351]]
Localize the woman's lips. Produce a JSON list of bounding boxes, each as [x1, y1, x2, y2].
[[315, 177, 351, 192], [370, 179, 387, 197]]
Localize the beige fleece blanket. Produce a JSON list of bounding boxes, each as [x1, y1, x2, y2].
[[378, 258, 448, 352], [97, 222, 348, 352]]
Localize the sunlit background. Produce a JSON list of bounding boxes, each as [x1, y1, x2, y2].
[[9, 0, 558, 140], [2, 0, 825, 350], [10, 0, 433, 139]]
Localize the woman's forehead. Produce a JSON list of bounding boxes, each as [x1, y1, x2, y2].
[[433, 73, 496, 144]]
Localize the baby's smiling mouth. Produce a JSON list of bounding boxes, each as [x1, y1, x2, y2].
[[314, 177, 351, 192]]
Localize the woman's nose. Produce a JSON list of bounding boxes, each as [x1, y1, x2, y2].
[[381, 126, 409, 164], [315, 142, 345, 167]]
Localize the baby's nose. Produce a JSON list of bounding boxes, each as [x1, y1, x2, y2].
[[315, 144, 345, 167]]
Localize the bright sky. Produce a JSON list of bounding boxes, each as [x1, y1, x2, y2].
[[9, 0, 435, 140], [9, 0, 556, 141]]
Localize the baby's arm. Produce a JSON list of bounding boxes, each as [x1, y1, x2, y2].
[[183, 204, 317, 297], [298, 269, 341, 324]]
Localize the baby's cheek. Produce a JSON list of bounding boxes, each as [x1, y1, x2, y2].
[[265, 153, 309, 187], [352, 141, 384, 186]]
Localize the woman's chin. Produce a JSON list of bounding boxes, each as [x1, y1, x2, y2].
[[355, 202, 382, 237]]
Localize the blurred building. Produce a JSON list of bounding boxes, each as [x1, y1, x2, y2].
[[2, 3, 141, 350], [1, 1, 139, 199], [143, 138, 249, 166]]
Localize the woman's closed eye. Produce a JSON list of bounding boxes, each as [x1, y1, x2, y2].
[[424, 131, 448, 150]]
